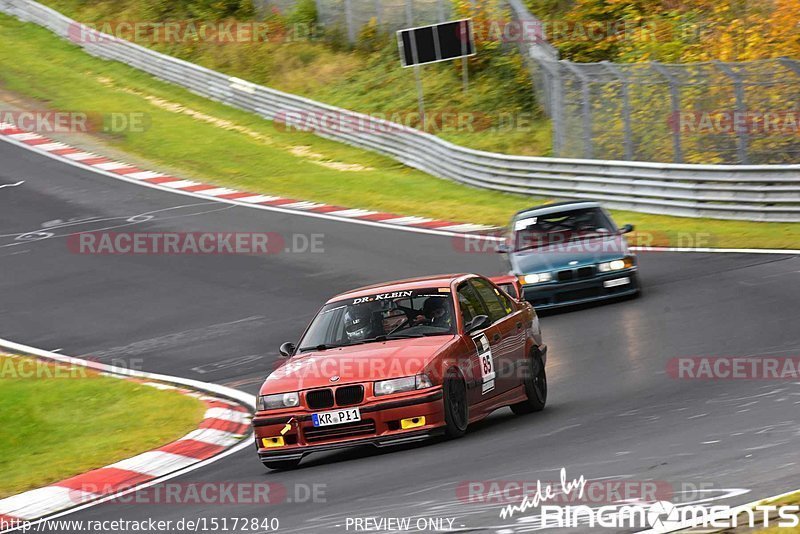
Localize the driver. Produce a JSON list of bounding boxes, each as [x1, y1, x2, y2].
[[344, 305, 375, 341], [421, 297, 451, 328]]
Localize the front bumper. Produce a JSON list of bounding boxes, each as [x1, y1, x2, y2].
[[253, 389, 445, 462], [522, 268, 639, 309]]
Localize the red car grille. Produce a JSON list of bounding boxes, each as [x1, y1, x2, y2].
[[306, 385, 365, 409], [303, 419, 376, 443], [335, 385, 364, 406], [306, 389, 335, 409]]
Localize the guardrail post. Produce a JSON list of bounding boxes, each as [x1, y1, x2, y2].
[[715, 61, 750, 165], [344, 0, 355, 43], [651, 62, 684, 163], [535, 58, 565, 157], [602, 61, 633, 161], [564, 61, 593, 159]]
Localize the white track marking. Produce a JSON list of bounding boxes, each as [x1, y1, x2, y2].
[[327, 208, 378, 218], [204, 407, 250, 423], [109, 451, 199, 477], [34, 142, 69, 151], [126, 171, 165, 180], [196, 187, 239, 197], [0, 181, 24, 190], [437, 223, 495, 232], [180, 428, 244, 446], [159, 179, 200, 189], [93, 161, 133, 171], [0, 487, 99, 520], [237, 195, 282, 203], [381, 216, 434, 225], [7, 132, 43, 141], [63, 151, 99, 161], [280, 201, 326, 210]]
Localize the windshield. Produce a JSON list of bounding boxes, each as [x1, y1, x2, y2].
[[297, 288, 456, 352], [512, 207, 616, 250]]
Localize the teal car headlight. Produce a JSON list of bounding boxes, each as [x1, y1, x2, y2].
[[519, 272, 553, 285], [257, 392, 300, 411], [598, 256, 635, 272]]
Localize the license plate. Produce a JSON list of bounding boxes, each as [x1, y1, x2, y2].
[[604, 277, 630, 288], [311, 407, 361, 427]]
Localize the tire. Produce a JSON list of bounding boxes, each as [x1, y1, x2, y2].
[[262, 459, 302, 470], [443, 369, 469, 438], [511, 350, 547, 415]]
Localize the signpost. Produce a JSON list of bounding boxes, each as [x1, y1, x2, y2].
[[397, 19, 475, 130]]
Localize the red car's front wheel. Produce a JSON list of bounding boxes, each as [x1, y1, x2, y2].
[[443, 370, 468, 438]]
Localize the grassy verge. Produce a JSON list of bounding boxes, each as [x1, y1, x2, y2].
[[0, 354, 206, 498], [0, 14, 798, 249], [754, 491, 800, 533], [40, 0, 551, 156]]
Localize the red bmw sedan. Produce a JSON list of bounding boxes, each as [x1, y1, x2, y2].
[[253, 273, 548, 469]]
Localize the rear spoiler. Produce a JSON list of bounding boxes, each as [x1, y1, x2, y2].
[[489, 275, 522, 300]]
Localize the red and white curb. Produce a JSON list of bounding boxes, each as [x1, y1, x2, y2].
[[0, 123, 497, 237], [0, 338, 255, 529]]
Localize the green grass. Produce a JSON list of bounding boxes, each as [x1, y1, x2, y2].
[[39, 0, 551, 156], [0, 13, 798, 249], [0, 354, 206, 498], [754, 491, 800, 533]]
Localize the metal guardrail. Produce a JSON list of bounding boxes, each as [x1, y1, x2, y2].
[[2, 0, 799, 222]]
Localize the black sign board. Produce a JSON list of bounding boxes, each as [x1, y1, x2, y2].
[[397, 19, 475, 68]]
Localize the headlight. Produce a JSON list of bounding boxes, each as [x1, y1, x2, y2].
[[598, 256, 634, 272], [257, 392, 299, 411], [519, 272, 553, 285], [374, 374, 433, 396]]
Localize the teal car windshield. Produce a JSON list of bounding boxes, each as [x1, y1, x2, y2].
[[513, 207, 617, 251]]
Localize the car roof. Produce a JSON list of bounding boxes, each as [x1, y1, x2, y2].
[[328, 274, 473, 303], [513, 200, 602, 220]]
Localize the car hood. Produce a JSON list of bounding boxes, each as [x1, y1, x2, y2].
[[260, 336, 456, 394], [510, 234, 630, 274]]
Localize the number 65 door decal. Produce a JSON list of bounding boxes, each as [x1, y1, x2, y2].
[[473, 333, 496, 395]]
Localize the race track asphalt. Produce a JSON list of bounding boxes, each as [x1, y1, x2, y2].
[[1, 139, 799, 533]]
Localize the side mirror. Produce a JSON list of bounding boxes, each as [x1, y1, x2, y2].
[[496, 243, 510, 254], [620, 224, 634, 234], [279, 342, 296, 358], [465, 315, 490, 334]]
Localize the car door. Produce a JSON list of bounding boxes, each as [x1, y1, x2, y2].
[[470, 278, 526, 394], [456, 281, 502, 402]]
